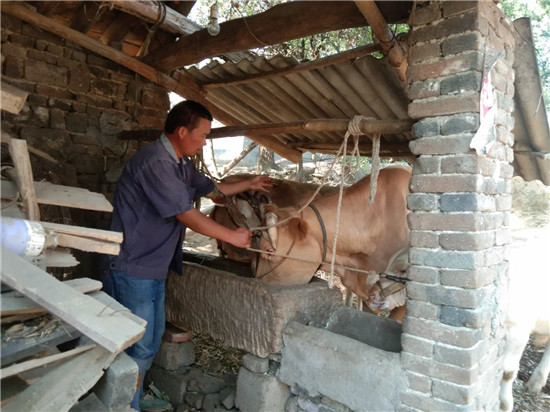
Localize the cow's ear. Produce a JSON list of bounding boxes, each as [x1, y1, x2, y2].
[[289, 218, 309, 240]]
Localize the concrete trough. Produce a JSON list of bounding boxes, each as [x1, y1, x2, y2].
[[166, 262, 343, 358], [279, 315, 405, 411]]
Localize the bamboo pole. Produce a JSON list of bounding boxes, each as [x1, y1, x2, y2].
[[354, 1, 408, 84], [209, 119, 413, 139], [220, 142, 258, 177], [105, 0, 201, 36]]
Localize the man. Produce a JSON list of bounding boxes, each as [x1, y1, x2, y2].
[[109, 100, 271, 411]]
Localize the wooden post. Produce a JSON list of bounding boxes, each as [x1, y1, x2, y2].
[[354, 1, 408, 84], [7, 138, 40, 221]]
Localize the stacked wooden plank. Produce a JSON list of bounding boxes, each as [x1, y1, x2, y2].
[[0, 255, 145, 410]]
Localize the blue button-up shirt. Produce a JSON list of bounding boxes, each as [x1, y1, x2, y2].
[[110, 134, 214, 279]]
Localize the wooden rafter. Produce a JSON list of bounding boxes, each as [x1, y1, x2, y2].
[[148, 1, 370, 72], [99, 12, 138, 46], [1, 2, 302, 163]]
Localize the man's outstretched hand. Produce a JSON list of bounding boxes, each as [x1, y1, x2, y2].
[[249, 174, 272, 193]]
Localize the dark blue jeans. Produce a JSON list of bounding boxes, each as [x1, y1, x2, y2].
[[111, 271, 166, 411]]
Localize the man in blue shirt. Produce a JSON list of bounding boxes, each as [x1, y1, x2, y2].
[[109, 100, 271, 411]]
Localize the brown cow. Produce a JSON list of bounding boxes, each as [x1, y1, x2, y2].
[[255, 166, 411, 312]]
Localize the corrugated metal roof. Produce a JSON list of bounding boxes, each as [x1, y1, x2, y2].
[[512, 18, 550, 185], [187, 53, 412, 156], [186, 25, 549, 184]]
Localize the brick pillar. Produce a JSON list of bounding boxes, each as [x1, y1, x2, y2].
[[401, 1, 515, 411]]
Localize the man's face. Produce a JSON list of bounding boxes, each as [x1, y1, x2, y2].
[[179, 117, 211, 157]]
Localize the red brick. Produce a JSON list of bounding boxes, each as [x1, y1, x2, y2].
[[408, 94, 479, 118]]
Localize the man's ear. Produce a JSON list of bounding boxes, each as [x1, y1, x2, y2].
[[288, 218, 309, 241], [177, 126, 188, 138]]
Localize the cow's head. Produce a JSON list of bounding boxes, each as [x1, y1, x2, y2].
[[367, 247, 409, 312], [255, 206, 322, 285]]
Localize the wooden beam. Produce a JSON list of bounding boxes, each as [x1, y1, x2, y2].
[[1, 2, 302, 163], [148, 1, 369, 72], [203, 43, 382, 89], [0, 344, 96, 380], [297, 141, 411, 155], [7, 138, 40, 221], [1, 82, 28, 114], [0, 247, 143, 353], [354, 1, 408, 84], [209, 119, 413, 138]]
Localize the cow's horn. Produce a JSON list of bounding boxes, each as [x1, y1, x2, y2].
[[265, 211, 278, 249]]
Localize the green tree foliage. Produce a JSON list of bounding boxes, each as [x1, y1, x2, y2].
[[499, 0, 550, 106]]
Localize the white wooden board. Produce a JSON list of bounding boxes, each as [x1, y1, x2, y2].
[[0, 247, 144, 353]]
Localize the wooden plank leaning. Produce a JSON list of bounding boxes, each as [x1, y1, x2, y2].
[[0, 247, 145, 354], [0, 180, 113, 212], [1, 278, 103, 316]]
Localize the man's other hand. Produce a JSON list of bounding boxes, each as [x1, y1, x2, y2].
[[249, 174, 272, 193]]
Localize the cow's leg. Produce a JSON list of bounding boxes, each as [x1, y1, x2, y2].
[[499, 325, 530, 412], [525, 338, 550, 393]]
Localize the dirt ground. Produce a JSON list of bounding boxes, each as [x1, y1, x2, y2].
[[182, 173, 550, 410]]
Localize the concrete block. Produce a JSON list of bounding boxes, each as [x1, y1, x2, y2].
[[278, 321, 405, 412], [93, 352, 138, 411], [242, 353, 269, 373], [145, 365, 187, 405], [166, 263, 342, 357], [235, 367, 290, 412], [69, 393, 108, 412], [153, 341, 195, 370]]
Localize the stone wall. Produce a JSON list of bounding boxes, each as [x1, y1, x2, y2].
[[403, 1, 515, 410], [1, 13, 170, 234]]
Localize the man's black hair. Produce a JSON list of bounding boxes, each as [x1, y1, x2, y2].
[[164, 100, 213, 134]]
